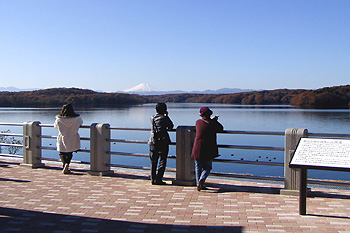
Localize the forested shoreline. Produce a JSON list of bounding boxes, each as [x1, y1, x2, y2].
[[0, 85, 349, 108], [0, 88, 147, 107]]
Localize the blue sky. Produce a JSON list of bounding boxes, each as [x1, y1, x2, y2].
[[1, 0, 349, 92]]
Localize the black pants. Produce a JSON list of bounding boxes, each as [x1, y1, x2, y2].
[[149, 143, 169, 182], [59, 152, 73, 167]]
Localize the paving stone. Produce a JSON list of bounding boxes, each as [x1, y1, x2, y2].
[[0, 158, 350, 233]]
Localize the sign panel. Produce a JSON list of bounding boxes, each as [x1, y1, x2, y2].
[[290, 138, 350, 171]]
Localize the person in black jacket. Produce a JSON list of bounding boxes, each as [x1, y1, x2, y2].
[[148, 103, 174, 185]]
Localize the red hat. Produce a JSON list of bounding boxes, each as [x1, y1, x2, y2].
[[199, 106, 213, 117]]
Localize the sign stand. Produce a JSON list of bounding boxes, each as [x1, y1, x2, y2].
[[299, 168, 307, 215], [290, 138, 350, 215]]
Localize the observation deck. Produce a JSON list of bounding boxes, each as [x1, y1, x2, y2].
[[1, 157, 350, 233]]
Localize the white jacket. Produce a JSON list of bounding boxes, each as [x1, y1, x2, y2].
[[54, 116, 83, 152]]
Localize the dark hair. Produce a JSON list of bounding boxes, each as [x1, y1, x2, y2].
[[156, 103, 167, 114], [60, 104, 79, 117]]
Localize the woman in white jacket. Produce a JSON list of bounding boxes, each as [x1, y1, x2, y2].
[[54, 104, 83, 174]]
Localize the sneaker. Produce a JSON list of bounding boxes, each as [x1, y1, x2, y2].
[[66, 170, 73, 174], [155, 180, 167, 185], [197, 179, 204, 191], [63, 164, 69, 174]]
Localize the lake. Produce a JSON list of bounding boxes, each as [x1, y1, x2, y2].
[[1, 103, 350, 181]]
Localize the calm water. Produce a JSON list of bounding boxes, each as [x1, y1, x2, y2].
[[1, 103, 350, 181]]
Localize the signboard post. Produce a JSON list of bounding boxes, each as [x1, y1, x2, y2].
[[290, 138, 350, 215]]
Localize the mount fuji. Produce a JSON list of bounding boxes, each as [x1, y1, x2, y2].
[[123, 83, 156, 93], [122, 83, 256, 95]]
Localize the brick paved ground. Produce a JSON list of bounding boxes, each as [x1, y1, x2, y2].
[[0, 157, 350, 233]]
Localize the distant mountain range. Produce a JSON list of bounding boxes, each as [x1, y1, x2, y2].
[[122, 83, 257, 95], [0, 84, 257, 95], [0, 86, 39, 92], [1, 85, 349, 108]]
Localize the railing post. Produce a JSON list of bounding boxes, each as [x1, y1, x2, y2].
[[21, 121, 45, 168], [88, 123, 113, 176], [172, 126, 196, 186], [280, 128, 308, 195]]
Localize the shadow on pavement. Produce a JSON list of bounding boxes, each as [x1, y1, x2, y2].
[[307, 213, 350, 220], [207, 182, 281, 195], [0, 207, 243, 233], [0, 178, 30, 182]]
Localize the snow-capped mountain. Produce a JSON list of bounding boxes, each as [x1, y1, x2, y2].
[[122, 83, 256, 95], [1, 84, 256, 95], [123, 83, 156, 93]]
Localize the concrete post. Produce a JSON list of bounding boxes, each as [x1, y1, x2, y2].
[[21, 121, 45, 168], [280, 128, 308, 195], [172, 126, 196, 186], [88, 123, 113, 176]]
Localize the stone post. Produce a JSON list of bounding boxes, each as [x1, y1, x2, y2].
[[21, 121, 45, 168], [172, 126, 196, 186], [280, 128, 308, 195], [88, 123, 113, 176]]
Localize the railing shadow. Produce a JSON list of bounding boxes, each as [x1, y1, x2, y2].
[[0, 177, 30, 182], [0, 160, 20, 167], [205, 182, 281, 195], [307, 213, 350, 220], [205, 183, 350, 200], [109, 172, 284, 195], [309, 190, 350, 200], [0, 207, 243, 233], [7, 159, 350, 200], [27, 164, 350, 199], [107, 171, 152, 181], [42, 165, 87, 176]]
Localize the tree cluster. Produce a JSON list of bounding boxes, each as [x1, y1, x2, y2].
[[145, 85, 350, 108], [0, 88, 147, 107], [0, 85, 349, 108], [290, 85, 350, 108]]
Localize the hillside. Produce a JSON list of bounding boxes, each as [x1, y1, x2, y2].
[[145, 89, 303, 105], [145, 85, 350, 108], [0, 85, 349, 108], [0, 88, 146, 107]]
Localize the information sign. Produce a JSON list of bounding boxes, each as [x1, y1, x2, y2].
[[290, 138, 350, 171], [289, 138, 350, 215]]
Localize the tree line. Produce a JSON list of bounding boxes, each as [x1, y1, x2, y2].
[[0, 85, 349, 108], [146, 85, 350, 108], [0, 88, 146, 107]]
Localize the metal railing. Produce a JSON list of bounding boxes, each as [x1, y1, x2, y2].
[[108, 127, 176, 160], [1, 121, 350, 189], [39, 124, 91, 153], [0, 123, 24, 149], [215, 130, 284, 168]]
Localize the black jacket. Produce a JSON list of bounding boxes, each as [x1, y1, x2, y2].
[[148, 113, 174, 145]]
